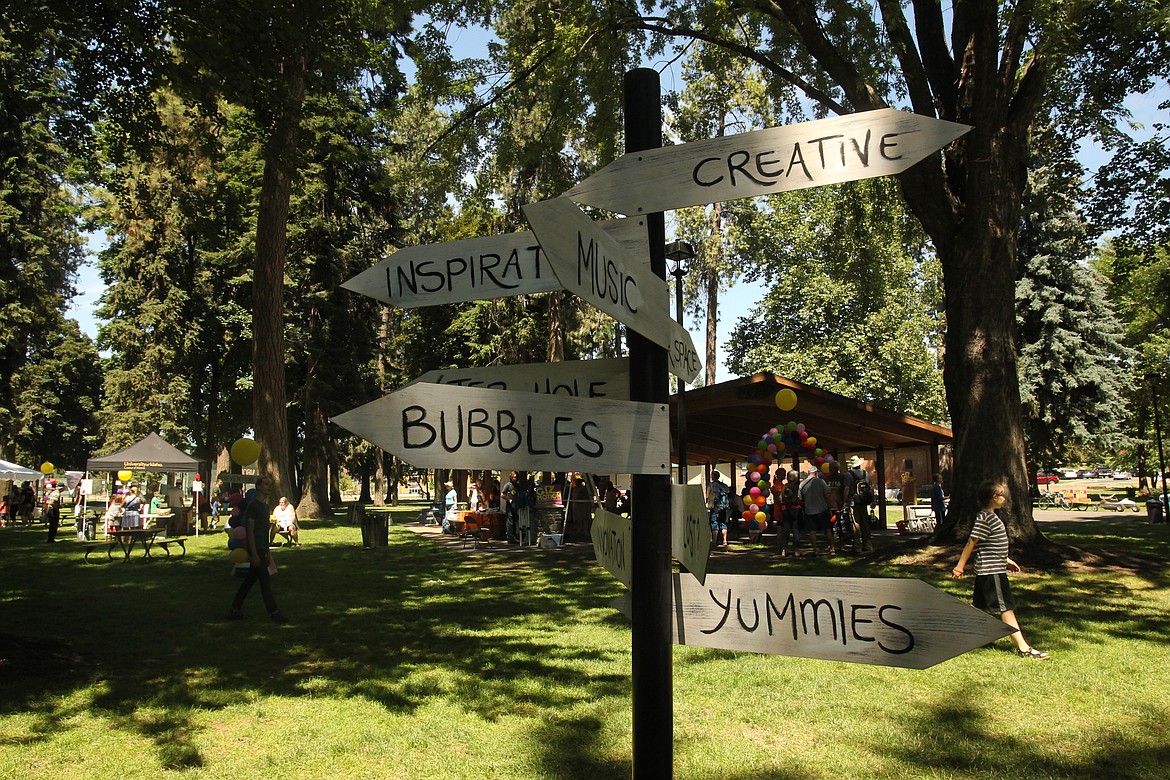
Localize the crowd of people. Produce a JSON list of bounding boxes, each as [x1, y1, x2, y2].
[[706, 456, 877, 556]]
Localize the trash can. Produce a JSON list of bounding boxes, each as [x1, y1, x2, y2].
[[1147, 499, 1164, 524]]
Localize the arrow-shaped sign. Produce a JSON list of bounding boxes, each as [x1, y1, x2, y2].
[[591, 508, 632, 588], [523, 197, 702, 382], [332, 383, 670, 475], [671, 485, 712, 585], [669, 573, 1015, 669], [407, 358, 631, 401], [342, 219, 651, 309], [565, 108, 972, 215]]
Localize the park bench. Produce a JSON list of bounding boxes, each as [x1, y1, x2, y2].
[[897, 504, 936, 534], [154, 536, 188, 558], [80, 540, 113, 561]]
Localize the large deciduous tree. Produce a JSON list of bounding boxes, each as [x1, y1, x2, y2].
[[622, 0, 1170, 549]]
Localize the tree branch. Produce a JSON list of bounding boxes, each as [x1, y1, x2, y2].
[[630, 16, 849, 114], [876, 0, 937, 116], [911, 0, 957, 117]]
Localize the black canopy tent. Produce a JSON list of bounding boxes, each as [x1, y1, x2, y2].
[[85, 432, 200, 472], [85, 432, 203, 535]]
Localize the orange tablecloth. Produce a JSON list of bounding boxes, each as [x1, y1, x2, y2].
[[456, 511, 503, 540]]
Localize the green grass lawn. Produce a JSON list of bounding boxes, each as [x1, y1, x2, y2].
[[1, 504, 1167, 779]]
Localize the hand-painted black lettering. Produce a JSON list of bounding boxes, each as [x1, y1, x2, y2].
[[850, 604, 877, 643], [439, 408, 464, 452], [800, 598, 838, 640], [525, 415, 550, 456], [578, 420, 604, 458], [553, 416, 576, 458], [391, 265, 416, 298], [807, 134, 844, 168], [728, 149, 772, 188], [850, 129, 872, 166], [755, 149, 785, 179], [497, 410, 521, 453], [877, 604, 914, 654], [765, 591, 799, 640], [467, 407, 494, 447], [879, 132, 903, 161], [588, 381, 606, 398], [737, 597, 761, 631], [692, 156, 724, 187], [402, 405, 436, 448], [787, 143, 812, 180], [445, 257, 468, 292], [702, 589, 733, 634], [417, 260, 445, 293]]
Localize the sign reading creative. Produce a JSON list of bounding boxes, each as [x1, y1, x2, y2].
[[565, 108, 972, 215]]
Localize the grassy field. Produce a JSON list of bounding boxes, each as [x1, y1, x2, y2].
[[1, 502, 1167, 779]]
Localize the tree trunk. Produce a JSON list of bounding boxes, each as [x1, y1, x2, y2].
[[704, 202, 723, 386], [251, 65, 304, 501], [917, 133, 1044, 548], [296, 388, 330, 520]]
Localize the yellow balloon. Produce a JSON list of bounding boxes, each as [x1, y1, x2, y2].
[[117, 469, 132, 482], [40, 462, 55, 475], [775, 388, 797, 411], [229, 548, 248, 564], [230, 437, 260, 466]]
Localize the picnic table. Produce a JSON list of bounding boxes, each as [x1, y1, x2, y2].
[[108, 528, 161, 561]]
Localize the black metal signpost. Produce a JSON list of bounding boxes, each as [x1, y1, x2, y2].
[[624, 67, 673, 780]]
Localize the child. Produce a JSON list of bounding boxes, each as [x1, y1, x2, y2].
[[951, 480, 1049, 659]]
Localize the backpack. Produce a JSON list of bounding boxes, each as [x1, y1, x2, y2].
[[713, 481, 730, 511], [852, 469, 873, 505]]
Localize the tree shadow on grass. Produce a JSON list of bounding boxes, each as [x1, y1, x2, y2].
[[0, 519, 636, 771]]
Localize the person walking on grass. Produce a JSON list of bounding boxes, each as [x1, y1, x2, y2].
[[227, 474, 288, 623], [951, 479, 1049, 659]]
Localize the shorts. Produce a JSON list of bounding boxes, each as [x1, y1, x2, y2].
[[709, 509, 727, 532], [806, 511, 831, 533], [972, 573, 1016, 614]]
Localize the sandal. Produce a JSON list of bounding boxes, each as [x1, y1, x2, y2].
[[1018, 647, 1050, 659]]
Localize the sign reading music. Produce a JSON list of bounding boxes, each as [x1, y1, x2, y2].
[[523, 196, 701, 382]]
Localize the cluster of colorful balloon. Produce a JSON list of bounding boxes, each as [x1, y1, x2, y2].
[[736, 389, 836, 531]]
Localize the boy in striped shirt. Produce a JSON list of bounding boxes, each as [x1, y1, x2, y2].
[[952, 480, 1049, 659]]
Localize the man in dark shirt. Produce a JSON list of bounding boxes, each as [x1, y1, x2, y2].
[[227, 474, 288, 623]]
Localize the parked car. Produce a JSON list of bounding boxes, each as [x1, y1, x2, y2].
[[1077, 469, 1095, 479], [1093, 467, 1114, 478], [1060, 468, 1079, 480], [1034, 470, 1061, 485], [1113, 470, 1133, 480]]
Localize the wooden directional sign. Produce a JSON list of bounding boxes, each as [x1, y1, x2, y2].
[[407, 358, 630, 401], [668, 318, 701, 384], [591, 508, 632, 588], [565, 108, 972, 215], [342, 219, 651, 309], [669, 573, 1015, 669], [523, 196, 702, 381], [671, 485, 711, 585], [332, 382, 670, 475]]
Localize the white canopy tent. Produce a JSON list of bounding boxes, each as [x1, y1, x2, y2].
[[0, 459, 40, 481]]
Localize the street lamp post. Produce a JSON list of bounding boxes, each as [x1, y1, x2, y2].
[[665, 239, 695, 486], [1146, 373, 1168, 512]]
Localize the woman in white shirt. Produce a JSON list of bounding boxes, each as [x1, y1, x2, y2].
[[270, 496, 300, 546]]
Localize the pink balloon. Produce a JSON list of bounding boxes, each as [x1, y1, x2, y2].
[[749, 486, 761, 497]]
